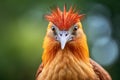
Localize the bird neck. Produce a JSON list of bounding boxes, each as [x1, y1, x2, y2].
[[42, 36, 90, 66]]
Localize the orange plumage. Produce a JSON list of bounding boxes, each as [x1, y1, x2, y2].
[[36, 6, 112, 80]]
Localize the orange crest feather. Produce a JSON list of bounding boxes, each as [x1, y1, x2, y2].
[[45, 6, 84, 30]]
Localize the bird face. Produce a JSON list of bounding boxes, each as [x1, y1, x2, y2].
[[47, 22, 83, 50], [45, 6, 84, 50]]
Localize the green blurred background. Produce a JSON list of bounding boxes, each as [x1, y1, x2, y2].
[[0, 0, 120, 80]]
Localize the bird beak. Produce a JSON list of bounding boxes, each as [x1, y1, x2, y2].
[[57, 31, 71, 50], [60, 35, 68, 50]]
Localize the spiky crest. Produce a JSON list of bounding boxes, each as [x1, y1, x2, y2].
[[45, 6, 84, 30]]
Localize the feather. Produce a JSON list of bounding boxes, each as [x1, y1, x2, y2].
[[36, 59, 111, 80], [45, 6, 84, 30], [90, 59, 112, 80]]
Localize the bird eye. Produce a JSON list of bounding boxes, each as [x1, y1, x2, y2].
[[73, 25, 78, 31], [51, 26, 55, 31], [51, 25, 57, 35]]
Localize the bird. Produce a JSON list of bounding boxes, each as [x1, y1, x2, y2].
[[36, 6, 112, 80]]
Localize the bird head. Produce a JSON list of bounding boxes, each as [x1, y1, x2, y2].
[[45, 6, 85, 50], [42, 6, 89, 65]]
